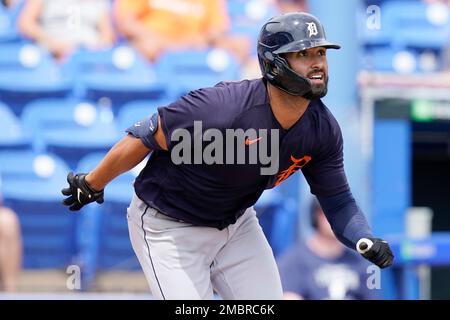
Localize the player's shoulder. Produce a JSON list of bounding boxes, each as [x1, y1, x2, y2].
[[311, 99, 342, 139], [215, 78, 267, 104], [158, 79, 267, 129], [177, 78, 267, 113], [214, 78, 265, 91], [313, 100, 339, 124]]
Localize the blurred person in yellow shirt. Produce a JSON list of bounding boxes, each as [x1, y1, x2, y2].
[[114, 0, 250, 63]]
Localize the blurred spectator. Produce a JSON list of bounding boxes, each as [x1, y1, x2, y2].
[[1, 0, 18, 8], [18, 0, 115, 60], [276, 0, 307, 13], [0, 196, 22, 292], [277, 199, 379, 300], [113, 0, 251, 64]]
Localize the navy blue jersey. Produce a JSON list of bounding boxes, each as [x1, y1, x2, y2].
[[277, 241, 380, 300], [134, 79, 349, 229]]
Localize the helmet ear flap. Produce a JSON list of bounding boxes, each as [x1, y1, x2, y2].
[[262, 51, 279, 79], [264, 51, 274, 61], [272, 54, 289, 76], [266, 54, 313, 96]]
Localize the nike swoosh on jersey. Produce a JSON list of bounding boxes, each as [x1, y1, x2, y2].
[[245, 137, 263, 146]]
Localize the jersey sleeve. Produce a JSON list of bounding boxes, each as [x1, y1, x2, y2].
[[301, 115, 350, 197]]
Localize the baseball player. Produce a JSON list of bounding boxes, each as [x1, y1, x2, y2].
[[62, 12, 394, 300]]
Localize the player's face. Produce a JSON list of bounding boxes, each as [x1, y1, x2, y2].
[[284, 47, 329, 99]]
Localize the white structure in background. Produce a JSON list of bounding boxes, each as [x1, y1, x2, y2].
[[406, 207, 434, 300]]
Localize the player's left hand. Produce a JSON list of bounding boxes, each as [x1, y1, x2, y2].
[[357, 238, 394, 269]]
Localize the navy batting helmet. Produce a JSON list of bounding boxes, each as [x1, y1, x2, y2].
[[257, 12, 341, 96]]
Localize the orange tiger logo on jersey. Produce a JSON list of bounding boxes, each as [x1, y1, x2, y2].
[[275, 155, 312, 186]]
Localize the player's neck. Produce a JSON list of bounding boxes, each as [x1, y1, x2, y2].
[[267, 83, 310, 130]]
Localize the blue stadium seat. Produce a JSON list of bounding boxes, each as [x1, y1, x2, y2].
[[364, 47, 420, 73], [44, 125, 119, 170], [75, 152, 144, 288], [156, 48, 241, 98], [0, 102, 31, 150], [0, 2, 21, 43], [117, 98, 173, 132], [364, 47, 397, 72], [22, 98, 108, 148], [363, 1, 450, 72], [383, 1, 450, 50], [395, 27, 450, 51], [66, 46, 167, 113], [0, 151, 77, 268], [0, 43, 73, 115], [228, 0, 279, 40], [21, 98, 119, 168], [0, 42, 51, 70]]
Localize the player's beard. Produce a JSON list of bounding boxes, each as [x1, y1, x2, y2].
[[303, 74, 328, 100]]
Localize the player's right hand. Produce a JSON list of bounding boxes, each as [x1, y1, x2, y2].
[[357, 238, 394, 269], [61, 172, 104, 211]]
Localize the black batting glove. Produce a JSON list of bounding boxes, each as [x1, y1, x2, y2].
[[61, 172, 104, 211], [357, 238, 394, 269]]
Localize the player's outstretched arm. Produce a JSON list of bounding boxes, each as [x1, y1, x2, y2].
[[317, 191, 394, 269], [62, 115, 167, 211]]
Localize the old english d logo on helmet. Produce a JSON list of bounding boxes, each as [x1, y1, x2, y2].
[[306, 22, 319, 37], [257, 12, 341, 96]]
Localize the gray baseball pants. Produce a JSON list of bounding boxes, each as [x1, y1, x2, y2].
[[126, 192, 283, 300]]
